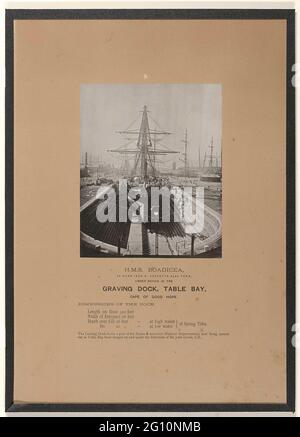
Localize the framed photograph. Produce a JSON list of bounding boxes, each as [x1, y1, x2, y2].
[[5, 8, 295, 412]]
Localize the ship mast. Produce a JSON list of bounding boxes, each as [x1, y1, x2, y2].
[[152, 128, 157, 176], [181, 129, 188, 178], [203, 151, 207, 168], [108, 105, 179, 181], [203, 137, 218, 170], [209, 137, 214, 169], [140, 106, 151, 180]]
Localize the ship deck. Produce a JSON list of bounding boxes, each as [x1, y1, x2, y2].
[[80, 184, 221, 257]]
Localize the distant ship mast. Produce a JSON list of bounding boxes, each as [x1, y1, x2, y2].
[[203, 137, 218, 169], [201, 137, 221, 183], [182, 129, 188, 178]]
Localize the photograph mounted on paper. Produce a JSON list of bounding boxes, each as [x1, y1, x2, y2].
[[80, 84, 222, 257]]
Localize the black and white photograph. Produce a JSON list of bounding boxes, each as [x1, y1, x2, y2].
[[80, 84, 222, 257], [5, 6, 295, 417]]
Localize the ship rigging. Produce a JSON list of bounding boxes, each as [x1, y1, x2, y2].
[[107, 105, 179, 181]]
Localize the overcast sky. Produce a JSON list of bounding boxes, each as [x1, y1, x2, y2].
[[81, 84, 222, 170]]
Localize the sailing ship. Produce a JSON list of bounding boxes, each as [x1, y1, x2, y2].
[[200, 137, 222, 183], [80, 106, 222, 257]]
